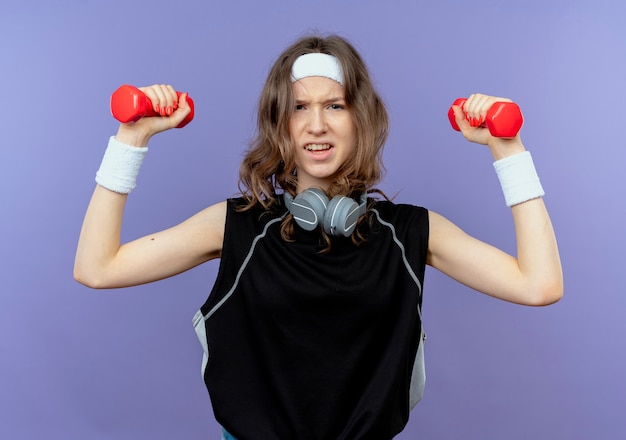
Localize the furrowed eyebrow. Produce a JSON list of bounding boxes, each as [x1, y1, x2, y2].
[[325, 97, 346, 105], [294, 97, 346, 105]]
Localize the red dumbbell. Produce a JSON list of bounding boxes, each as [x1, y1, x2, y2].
[[447, 98, 523, 138], [110, 84, 195, 128]]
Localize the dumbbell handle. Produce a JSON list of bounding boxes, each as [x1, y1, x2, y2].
[[110, 84, 195, 128], [448, 98, 523, 138]]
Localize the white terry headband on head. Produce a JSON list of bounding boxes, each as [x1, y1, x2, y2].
[[291, 53, 344, 85]]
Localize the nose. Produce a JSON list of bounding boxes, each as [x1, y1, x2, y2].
[[306, 108, 327, 135]]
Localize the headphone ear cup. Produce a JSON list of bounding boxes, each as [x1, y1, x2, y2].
[[288, 188, 329, 231], [324, 196, 360, 237]]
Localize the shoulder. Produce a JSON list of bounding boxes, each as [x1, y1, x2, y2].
[[425, 209, 478, 267], [369, 199, 429, 224], [366, 199, 430, 273], [427, 210, 462, 236], [367, 199, 429, 245], [184, 200, 228, 240], [224, 197, 286, 232], [225, 197, 285, 218]]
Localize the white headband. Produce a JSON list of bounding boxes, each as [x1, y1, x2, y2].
[[291, 53, 344, 85]]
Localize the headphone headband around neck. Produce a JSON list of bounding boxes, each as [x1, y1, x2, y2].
[[283, 189, 367, 237]]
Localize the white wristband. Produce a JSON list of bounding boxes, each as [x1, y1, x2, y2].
[[95, 136, 148, 194], [493, 151, 544, 207]]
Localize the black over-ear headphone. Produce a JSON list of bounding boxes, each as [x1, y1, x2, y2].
[[283, 188, 367, 237]]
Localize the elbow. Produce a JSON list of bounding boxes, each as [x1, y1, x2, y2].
[[73, 268, 98, 289], [526, 279, 564, 307], [73, 264, 109, 290]]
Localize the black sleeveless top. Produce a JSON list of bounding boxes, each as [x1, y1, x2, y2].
[[193, 197, 429, 439]]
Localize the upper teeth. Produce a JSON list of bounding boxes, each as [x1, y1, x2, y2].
[[306, 144, 331, 151]]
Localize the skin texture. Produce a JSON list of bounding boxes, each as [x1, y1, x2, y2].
[[74, 85, 562, 306], [427, 95, 563, 306], [289, 77, 356, 192]]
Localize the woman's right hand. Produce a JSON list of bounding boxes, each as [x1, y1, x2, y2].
[[115, 84, 192, 147]]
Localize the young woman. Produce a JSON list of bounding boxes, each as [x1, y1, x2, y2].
[[75, 34, 562, 439]]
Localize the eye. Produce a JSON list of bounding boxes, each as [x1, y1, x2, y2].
[[295, 104, 306, 111], [329, 103, 345, 110]]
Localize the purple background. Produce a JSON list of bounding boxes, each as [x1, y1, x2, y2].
[[2, 0, 625, 438]]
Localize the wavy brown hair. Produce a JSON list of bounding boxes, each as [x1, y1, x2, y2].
[[237, 34, 389, 246]]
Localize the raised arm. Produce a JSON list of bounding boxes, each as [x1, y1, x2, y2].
[[427, 94, 563, 306], [74, 85, 226, 289]]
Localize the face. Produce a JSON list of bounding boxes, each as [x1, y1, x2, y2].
[[289, 76, 356, 192]]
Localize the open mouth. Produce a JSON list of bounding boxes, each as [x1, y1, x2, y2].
[[305, 143, 332, 152]]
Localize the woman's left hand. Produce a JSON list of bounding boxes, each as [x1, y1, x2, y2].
[[450, 93, 525, 160]]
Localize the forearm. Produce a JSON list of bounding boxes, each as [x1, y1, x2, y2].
[[490, 139, 563, 304], [74, 185, 127, 287], [74, 85, 198, 287], [510, 197, 563, 304], [74, 132, 149, 286], [443, 95, 563, 305]]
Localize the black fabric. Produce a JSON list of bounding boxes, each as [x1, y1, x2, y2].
[[197, 197, 429, 440]]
